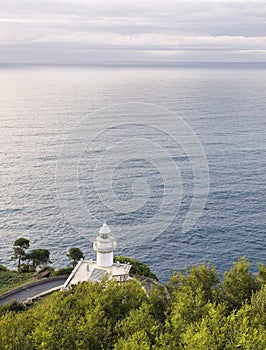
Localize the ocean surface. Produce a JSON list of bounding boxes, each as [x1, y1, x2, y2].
[[0, 64, 265, 282]]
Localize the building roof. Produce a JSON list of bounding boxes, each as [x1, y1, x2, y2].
[[62, 260, 131, 289], [89, 268, 108, 282]]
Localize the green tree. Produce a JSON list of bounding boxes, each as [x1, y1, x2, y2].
[[250, 284, 266, 327], [165, 264, 220, 347], [148, 285, 170, 324], [28, 249, 51, 270], [30, 288, 109, 350], [226, 301, 266, 350], [168, 263, 219, 304], [0, 300, 26, 317], [30, 279, 147, 349], [166, 285, 212, 344], [101, 279, 148, 329], [0, 258, 265, 350], [256, 263, 266, 285], [114, 330, 151, 350], [114, 303, 160, 347], [67, 247, 84, 267], [12, 237, 30, 271], [114, 256, 158, 280], [221, 257, 260, 310], [0, 310, 35, 349], [181, 303, 229, 350]]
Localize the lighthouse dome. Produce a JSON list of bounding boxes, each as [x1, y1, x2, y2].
[[99, 223, 111, 235]]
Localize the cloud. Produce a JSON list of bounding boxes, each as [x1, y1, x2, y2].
[[0, 0, 265, 63]]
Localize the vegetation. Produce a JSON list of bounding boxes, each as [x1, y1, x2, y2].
[[0, 265, 71, 295], [67, 247, 84, 267], [0, 257, 265, 349], [0, 300, 26, 317], [11, 238, 51, 272], [1, 242, 82, 294], [0, 269, 34, 294], [114, 256, 158, 280], [0, 264, 8, 272], [38, 265, 55, 274], [27, 249, 51, 270], [12, 237, 30, 271], [52, 266, 73, 276], [11, 238, 86, 273]]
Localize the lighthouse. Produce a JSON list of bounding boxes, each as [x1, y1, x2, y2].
[[93, 222, 117, 267], [62, 222, 130, 289]]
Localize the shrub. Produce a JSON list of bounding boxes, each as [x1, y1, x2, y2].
[[0, 300, 26, 317], [114, 256, 158, 281], [38, 266, 55, 274], [0, 264, 8, 272], [53, 267, 73, 276]]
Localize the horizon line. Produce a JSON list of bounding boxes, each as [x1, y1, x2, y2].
[[1, 60, 266, 68]]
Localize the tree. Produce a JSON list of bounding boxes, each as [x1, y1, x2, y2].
[[221, 257, 260, 310], [256, 263, 266, 285], [148, 285, 170, 324], [165, 264, 220, 345], [250, 284, 266, 327], [168, 264, 220, 304], [181, 303, 229, 350], [226, 300, 266, 350], [114, 303, 160, 347], [0, 258, 265, 350], [114, 330, 151, 350], [0, 300, 26, 317], [114, 256, 158, 280], [67, 247, 84, 267], [12, 238, 30, 271], [28, 249, 51, 270]]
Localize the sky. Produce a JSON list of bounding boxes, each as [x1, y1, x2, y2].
[[0, 0, 266, 64]]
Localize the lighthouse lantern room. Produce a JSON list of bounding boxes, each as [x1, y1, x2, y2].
[[93, 223, 117, 267]]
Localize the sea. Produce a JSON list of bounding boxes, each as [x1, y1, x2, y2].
[[0, 63, 265, 283]]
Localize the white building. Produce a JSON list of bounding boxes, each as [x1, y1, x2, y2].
[[62, 223, 131, 289]]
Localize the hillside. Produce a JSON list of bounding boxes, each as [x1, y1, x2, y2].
[[0, 257, 266, 349]]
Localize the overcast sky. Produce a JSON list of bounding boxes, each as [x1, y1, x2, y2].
[[0, 0, 266, 64]]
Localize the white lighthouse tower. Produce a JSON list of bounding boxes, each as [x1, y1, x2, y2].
[[93, 222, 117, 267], [62, 222, 130, 289]]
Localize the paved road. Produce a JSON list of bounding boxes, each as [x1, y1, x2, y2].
[[0, 277, 67, 305]]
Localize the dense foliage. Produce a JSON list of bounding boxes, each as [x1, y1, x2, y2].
[[0, 269, 34, 294], [67, 247, 84, 267], [52, 266, 73, 276], [27, 249, 51, 270], [11, 238, 85, 273], [12, 237, 30, 271], [114, 255, 158, 280], [0, 300, 26, 317], [12, 237, 52, 272], [0, 257, 265, 349]]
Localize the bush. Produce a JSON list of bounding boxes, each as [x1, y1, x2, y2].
[[0, 270, 34, 294], [53, 267, 73, 276], [0, 300, 26, 317], [114, 256, 158, 281], [0, 258, 265, 350], [38, 266, 55, 274], [0, 264, 8, 272], [19, 264, 34, 273]]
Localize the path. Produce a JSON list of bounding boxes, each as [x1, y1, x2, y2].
[[0, 276, 67, 305]]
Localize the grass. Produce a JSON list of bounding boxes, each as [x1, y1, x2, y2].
[[0, 270, 34, 295]]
